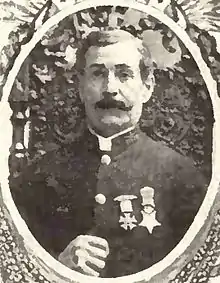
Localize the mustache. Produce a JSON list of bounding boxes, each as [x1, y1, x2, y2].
[[95, 99, 133, 111]]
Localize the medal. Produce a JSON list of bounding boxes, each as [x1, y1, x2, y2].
[[114, 195, 138, 230], [139, 187, 161, 233], [119, 213, 138, 231], [99, 187, 161, 233]]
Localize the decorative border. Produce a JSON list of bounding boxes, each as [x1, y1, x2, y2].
[[0, 198, 50, 283], [1, 1, 220, 282]]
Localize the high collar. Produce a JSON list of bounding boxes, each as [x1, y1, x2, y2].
[[85, 125, 141, 158], [88, 125, 136, 151]]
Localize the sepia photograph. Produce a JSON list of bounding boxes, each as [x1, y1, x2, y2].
[[0, 1, 220, 282]]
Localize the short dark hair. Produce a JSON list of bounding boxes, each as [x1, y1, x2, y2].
[[75, 29, 154, 82]]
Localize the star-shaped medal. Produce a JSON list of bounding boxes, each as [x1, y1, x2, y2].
[[139, 210, 161, 234]]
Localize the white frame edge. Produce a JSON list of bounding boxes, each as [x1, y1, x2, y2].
[[0, 0, 220, 282]]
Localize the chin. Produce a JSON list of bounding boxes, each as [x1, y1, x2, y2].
[[101, 115, 130, 127], [95, 117, 132, 136]]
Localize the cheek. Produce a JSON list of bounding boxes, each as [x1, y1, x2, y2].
[[129, 103, 143, 122], [83, 77, 103, 104], [120, 79, 144, 103]]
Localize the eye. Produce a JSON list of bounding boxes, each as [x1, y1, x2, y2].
[[121, 72, 130, 78], [92, 69, 105, 77], [116, 70, 133, 81]]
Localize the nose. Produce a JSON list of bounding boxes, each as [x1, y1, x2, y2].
[[103, 71, 118, 97]]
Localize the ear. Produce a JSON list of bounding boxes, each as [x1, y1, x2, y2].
[[142, 72, 155, 103]]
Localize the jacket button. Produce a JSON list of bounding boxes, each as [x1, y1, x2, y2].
[[101, 154, 111, 165], [95, 193, 106, 204]]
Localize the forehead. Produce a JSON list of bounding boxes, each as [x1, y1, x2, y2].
[[84, 41, 143, 68]]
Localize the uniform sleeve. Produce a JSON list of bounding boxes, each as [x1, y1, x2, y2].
[[9, 156, 77, 257], [167, 155, 210, 243]]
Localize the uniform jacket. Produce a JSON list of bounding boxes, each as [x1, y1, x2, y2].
[[11, 127, 209, 277]]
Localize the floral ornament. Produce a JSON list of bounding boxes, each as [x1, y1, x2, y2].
[[32, 0, 218, 70], [176, 0, 220, 32], [0, 203, 51, 283]]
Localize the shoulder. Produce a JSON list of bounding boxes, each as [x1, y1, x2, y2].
[[136, 132, 186, 166], [136, 133, 209, 187], [138, 133, 185, 162]]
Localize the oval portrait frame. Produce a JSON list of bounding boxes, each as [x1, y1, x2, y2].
[[1, 0, 220, 282]]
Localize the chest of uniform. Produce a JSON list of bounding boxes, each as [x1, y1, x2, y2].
[[90, 152, 174, 235], [55, 149, 175, 235]]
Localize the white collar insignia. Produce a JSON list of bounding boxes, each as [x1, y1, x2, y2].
[[88, 125, 135, 151]]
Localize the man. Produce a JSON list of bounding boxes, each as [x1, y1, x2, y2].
[[11, 29, 209, 278]]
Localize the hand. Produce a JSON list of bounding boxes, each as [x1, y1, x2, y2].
[[58, 235, 109, 277]]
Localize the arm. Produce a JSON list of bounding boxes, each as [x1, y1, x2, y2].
[[168, 156, 209, 242]]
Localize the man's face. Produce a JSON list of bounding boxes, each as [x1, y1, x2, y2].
[[79, 40, 152, 137]]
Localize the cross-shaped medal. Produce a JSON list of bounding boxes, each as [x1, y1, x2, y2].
[[114, 195, 138, 231]]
